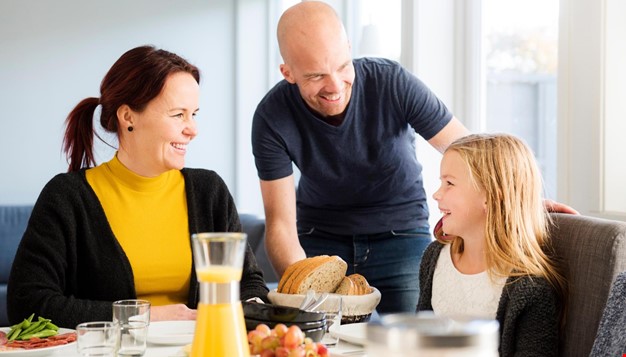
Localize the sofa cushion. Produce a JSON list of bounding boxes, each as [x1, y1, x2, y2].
[[0, 205, 33, 326], [0, 205, 32, 283]]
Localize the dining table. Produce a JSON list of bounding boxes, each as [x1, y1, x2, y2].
[[45, 341, 365, 356], [29, 313, 370, 357], [45, 343, 184, 356]]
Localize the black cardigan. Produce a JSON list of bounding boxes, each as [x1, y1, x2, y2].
[[417, 241, 559, 357], [7, 168, 269, 328]]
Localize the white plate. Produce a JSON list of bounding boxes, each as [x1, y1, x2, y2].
[[0, 328, 76, 356], [329, 322, 368, 346], [146, 321, 195, 346]]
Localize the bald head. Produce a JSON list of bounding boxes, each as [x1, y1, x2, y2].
[[276, 1, 355, 118], [277, 1, 349, 65]]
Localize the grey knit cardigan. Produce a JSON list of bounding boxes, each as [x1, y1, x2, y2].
[[417, 241, 559, 357], [8, 168, 269, 328]]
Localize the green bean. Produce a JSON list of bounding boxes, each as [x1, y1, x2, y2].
[[7, 320, 24, 336], [29, 321, 49, 335], [21, 320, 42, 335], [19, 329, 57, 340], [7, 314, 58, 341], [45, 322, 59, 331], [7, 327, 21, 341]]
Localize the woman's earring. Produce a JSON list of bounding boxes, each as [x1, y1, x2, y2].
[[128, 126, 134, 132]]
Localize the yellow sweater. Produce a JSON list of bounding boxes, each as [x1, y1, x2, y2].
[[86, 155, 191, 306]]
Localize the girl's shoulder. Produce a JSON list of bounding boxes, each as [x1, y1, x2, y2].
[[425, 240, 446, 253], [505, 275, 555, 298], [422, 241, 446, 262]]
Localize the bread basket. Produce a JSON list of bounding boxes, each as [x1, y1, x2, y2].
[[267, 287, 381, 324]]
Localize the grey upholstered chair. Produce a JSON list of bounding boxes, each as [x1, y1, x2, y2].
[[549, 213, 626, 357], [240, 213, 279, 283], [589, 271, 626, 356]]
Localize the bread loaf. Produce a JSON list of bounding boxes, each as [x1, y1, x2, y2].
[[277, 256, 373, 296], [277, 258, 300, 293], [293, 255, 347, 294], [287, 255, 330, 294], [278, 256, 327, 293]]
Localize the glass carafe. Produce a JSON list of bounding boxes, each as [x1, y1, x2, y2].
[[190, 232, 250, 357]]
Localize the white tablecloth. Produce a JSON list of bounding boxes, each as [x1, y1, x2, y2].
[[51, 343, 185, 356], [51, 342, 365, 356]]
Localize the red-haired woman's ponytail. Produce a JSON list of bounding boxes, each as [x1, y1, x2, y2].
[[63, 97, 99, 172]]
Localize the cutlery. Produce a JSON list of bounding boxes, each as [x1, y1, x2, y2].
[[299, 290, 316, 310], [306, 292, 329, 311]]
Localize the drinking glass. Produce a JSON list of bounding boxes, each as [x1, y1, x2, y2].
[[317, 294, 342, 347], [112, 299, 151, 357], [76, 321, 118, 357]]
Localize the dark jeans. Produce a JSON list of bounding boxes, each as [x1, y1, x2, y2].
[[298, 225, 431, 314]]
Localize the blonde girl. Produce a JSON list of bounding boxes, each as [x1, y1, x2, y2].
[[417, 133, 566, 357]]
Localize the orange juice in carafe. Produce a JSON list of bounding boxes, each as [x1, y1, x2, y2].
[[192, 301, 248, 356], [191, 233, 250, 357], [196, 266, 243, 283]]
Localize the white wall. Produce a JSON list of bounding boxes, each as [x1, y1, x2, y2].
[[0, 0, 238, 205], [401, 0, 456, 230], [234, 0, 273, 216]]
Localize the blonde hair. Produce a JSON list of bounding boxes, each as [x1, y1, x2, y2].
[[437, 133, 566, 312]]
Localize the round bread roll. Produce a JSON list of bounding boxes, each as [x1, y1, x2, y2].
[[347, 273, 371, 295], [334, 276, 357, 295]]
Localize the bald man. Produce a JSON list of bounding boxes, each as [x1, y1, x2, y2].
[[252, 1, 469, 314]]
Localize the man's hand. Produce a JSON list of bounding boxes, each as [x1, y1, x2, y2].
[[544, 199, 579, 215]]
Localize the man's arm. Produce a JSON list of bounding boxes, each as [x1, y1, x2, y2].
[[426, 116, 470, 153], [260, 175, 307, 277]]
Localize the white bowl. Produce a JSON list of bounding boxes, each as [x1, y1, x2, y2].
[[267, 287, 381, 324]]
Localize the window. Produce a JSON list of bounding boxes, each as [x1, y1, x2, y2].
[[349, 0, 401, 60], [274, 1, 401, 65], [482, 0, 560, 199], [603, 0, 626, 213]]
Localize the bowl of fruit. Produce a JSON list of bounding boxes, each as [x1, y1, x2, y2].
[[248, 323, 329, 357]]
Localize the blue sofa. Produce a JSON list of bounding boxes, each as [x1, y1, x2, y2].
[[0, 205, 276, 326], [0, 205, 33, 326]]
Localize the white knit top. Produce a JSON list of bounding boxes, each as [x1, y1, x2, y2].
[[431, 244, 507, 319]]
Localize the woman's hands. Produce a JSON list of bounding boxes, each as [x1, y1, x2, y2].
[[150, 304, 197, 321]]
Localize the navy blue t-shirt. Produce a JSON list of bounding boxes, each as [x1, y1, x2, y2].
[[252, 57, 452, 235]]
